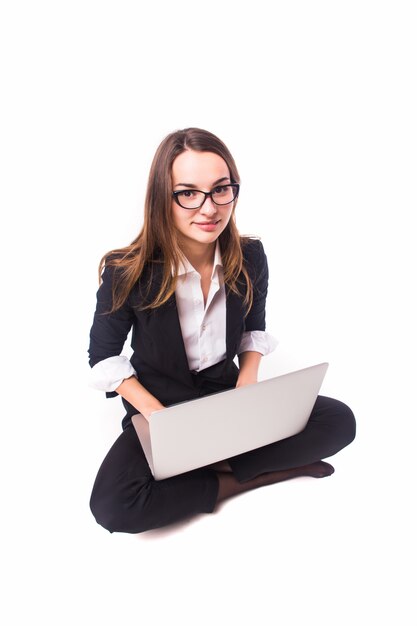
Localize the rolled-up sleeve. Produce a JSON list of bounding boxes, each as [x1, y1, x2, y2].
[[89, 355, 137, 391], [237, 330, 278, 356]]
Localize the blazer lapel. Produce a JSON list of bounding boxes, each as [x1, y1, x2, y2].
[[225, 286, 246, 360], [153, 287, 245, 379], [150, 293, 194, 380], [140, 263, 246, 376], [138, 263, 193, 382]]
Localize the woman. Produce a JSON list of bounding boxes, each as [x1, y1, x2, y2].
[[88, 128, 356, 534]]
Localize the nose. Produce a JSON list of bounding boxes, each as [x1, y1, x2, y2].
[[199, 195, 217, 216]]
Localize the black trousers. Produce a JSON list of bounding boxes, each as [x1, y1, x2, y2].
[[90, 395, 356, 534]]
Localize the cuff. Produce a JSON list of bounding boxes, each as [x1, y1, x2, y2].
[[89, 355, 137, 392], [237, 330, 279, 356]]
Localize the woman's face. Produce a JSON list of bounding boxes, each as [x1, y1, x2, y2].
[[171, 150, 235, 250]]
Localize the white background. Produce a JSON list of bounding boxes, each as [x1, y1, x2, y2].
[[1, 1, 416, 624]]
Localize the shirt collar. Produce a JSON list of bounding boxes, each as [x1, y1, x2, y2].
[[177, 241, 223, 280]]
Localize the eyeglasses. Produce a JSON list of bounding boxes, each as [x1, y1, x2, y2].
[[172, 183, 240, 210]]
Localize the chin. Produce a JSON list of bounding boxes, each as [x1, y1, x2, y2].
[[196, 232, 221, 244]]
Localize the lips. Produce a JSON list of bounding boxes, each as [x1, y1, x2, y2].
[[193, 220, 221, 226], [193, 220, 221, 232]]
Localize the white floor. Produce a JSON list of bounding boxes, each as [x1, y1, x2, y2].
[[3, 367, 415, 626]]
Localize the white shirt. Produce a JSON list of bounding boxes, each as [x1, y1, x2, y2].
[[90, 242, 278, 391], [175, 241, 226, 372]]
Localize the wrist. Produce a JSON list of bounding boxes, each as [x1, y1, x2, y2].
[[237, 352, 261, 388], [142, 401, 165, 421], [236, 373, 258, 388]]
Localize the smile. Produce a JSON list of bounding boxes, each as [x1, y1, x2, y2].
[[193, 220, 220, 225], [192, 220, 221, 231]]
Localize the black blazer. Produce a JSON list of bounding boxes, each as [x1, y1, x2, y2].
[[88, 238, 269, 424]]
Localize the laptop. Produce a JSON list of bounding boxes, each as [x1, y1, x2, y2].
[[132, 362, 328, 480]]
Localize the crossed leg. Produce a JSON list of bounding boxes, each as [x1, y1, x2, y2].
[[210, 395, 355, 503]]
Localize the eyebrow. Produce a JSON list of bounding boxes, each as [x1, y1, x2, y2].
[[173, 176, 230, 189]]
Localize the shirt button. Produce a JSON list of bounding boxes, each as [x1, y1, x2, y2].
[[194, 299, 201, 306], [201, 324, 206, 331]]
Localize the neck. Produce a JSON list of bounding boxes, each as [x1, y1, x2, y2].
[[180, 240, 216, 273]]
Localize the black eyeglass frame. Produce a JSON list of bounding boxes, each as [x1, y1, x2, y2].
[[172, 183, 240, 209]]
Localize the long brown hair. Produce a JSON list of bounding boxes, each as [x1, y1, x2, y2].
[[100, 127, 253, 312]]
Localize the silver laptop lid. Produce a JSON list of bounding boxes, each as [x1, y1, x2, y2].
[[133, 362, 328, 480]]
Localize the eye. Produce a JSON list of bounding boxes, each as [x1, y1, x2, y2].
[[177, 190, 197, 198], [212, 185, 230, 196]]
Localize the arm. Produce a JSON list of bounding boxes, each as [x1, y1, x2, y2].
[[89, 259, 164, 416], [88, 261, 135, 369], [243, 239, 269, 333], [235, 240, 271, 388], [236, 351, 262, 388], [115, 376, 164, 421]]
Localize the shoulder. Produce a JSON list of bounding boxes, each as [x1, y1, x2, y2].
[[241, 236, 267, 266], [98, 251, 153, 302], [100, 250, 158, 285], [240, 237, 269, 290], [97, 255, 128, 297]]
